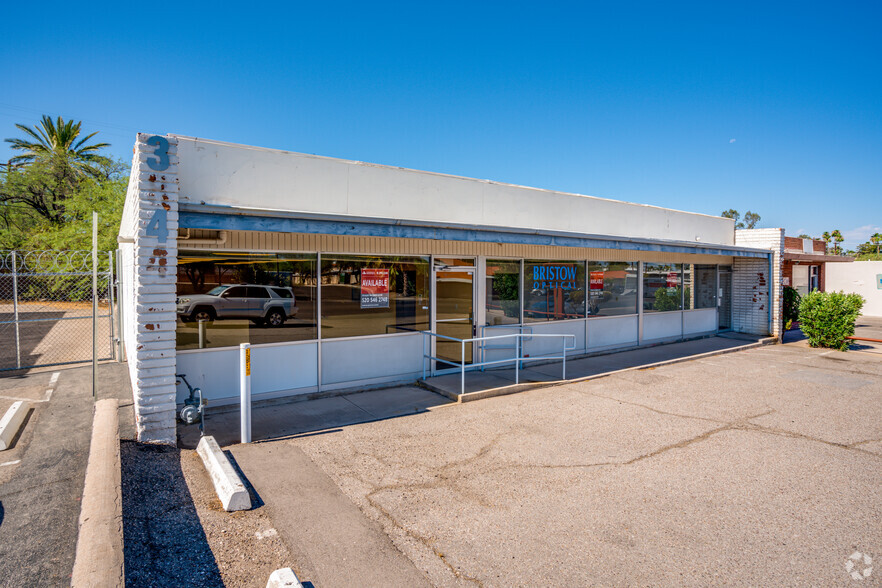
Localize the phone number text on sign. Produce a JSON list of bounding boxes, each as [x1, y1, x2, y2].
[[361, 268, 390, 308]]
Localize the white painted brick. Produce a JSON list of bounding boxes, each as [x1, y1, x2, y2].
[[136, 354, 177, 367], [120, 133, 180, 444], [136, 303, 177, 314], [136, 349, 176, 361]]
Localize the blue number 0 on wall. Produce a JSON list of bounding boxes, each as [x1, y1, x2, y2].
[[145, 135, 170, 171]]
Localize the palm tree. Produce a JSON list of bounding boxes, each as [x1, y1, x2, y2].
[[5, 115, 112, 178], [821, 231, 831, 254], [871, 232, 882, 255], [831, 230, 843, 255]]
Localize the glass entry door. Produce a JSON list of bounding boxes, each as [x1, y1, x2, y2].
[[718, 268, 732, 330], [434, 269, 474, 367]]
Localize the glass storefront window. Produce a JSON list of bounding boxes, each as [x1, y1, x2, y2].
[[690, 264, 717, 309], [176, 252, 317, 350], [524, 260, 586, 322], [643, 263, 683, 312], [320, 255, 430, 338], [485, 260, 520, 325], [587, 261, 638, 316]]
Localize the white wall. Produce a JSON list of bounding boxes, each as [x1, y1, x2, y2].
[[525, 320, 584, 358], [176, 342, 319, 404], [174, 136, 735, 246], [175, 334, 424, 406], [683, 308, 717, 335], [826, 261, 882, 317], [643, 312, 683, 342], [321, 333, 424, 386], [588, 315, 639, 349]]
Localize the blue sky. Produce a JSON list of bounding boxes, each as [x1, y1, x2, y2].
[[2, 1, 880, 249]]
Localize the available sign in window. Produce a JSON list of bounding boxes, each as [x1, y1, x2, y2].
[[590, 271, 604, 296], [360, 268, 390, 308]]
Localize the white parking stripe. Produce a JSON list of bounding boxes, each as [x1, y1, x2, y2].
[[49, 372, 60, 386], [1, 459, 21, 467]]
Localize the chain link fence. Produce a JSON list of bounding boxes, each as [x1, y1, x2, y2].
[[0, 250, 116, 371]]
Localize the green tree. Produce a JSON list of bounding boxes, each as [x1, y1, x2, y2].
[[721, 209, 741, 227], [831, 229, 843, 255], [871, 232, 882, 254], [742, 211, 761, 229], [1, 116, 126, 251], [0, 163, 126, 251], [18, 173, 127, 252], [721, 209, 760, 229], [796, 233, 812, 239], [5, 115, 112, 179]]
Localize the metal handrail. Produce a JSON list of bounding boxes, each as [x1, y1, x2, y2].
[[421, 330, 577, 396], [479, 324, 533, 371]]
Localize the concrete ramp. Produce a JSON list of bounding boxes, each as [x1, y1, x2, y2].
[[230, 443, 431, 588], [421, 335, 775, 402]]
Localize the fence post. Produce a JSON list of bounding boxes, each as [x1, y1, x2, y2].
[[240, 343, 252, 443], [515, 335, 519, 385], [562, 337, 566, 380], [107, 251, 115, 360], [460, 341, 465, 396], [92, 212, 98, 400], [11, 251, 21, 370], [115, 249, 124, 360]]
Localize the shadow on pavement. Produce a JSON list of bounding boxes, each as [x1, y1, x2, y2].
[[121, 441, 223, 588], [178, 386, 452, 449]]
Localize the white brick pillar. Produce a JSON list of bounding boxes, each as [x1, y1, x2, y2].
[[125, 134, 179, 443]]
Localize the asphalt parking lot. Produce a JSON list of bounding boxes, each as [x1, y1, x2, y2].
[[0, 363, 132, 588], [231, 342, 882, 587]]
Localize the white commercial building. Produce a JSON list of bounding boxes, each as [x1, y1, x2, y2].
[[119, 134, 778, 443]]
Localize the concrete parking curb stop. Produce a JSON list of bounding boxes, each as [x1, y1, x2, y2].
[[266, 567, 304, 588], [0, 400, 29, 451], [71, 399, 124, 588], [196, 435, 252, 511]]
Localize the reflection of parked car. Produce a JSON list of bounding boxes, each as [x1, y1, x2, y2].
[[176, 284, 298, 327]]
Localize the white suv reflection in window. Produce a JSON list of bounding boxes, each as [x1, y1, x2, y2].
[[176, 284, 298, 327]]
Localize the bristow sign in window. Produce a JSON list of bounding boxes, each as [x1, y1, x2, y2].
[[532, 265, 578, 290]]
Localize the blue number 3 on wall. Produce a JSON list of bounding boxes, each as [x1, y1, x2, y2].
[[146, 135, 170, 171]]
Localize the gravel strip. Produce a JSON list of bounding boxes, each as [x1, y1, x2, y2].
[[121, 439, 295, 588]]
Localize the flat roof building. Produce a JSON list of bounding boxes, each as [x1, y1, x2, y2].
[[119, 134, 778, 443]]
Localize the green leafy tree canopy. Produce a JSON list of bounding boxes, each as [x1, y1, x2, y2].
[[5, 115, 112, 179], [1, 116, 125, 251], [721, 209, 761, 229]]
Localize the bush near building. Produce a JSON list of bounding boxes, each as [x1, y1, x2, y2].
[[783, 286, 801, 325], [798, 291, 864, 351]]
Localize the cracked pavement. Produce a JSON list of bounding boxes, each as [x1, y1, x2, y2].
[[246, 343, 882, 586]]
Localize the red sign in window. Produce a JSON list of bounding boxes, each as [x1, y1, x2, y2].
[[360, 268, 390, 308], [590, 271, 604, 290], [666, 272, 679, 288]]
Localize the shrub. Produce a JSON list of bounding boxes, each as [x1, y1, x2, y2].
[[798, 291, 864, 351], [783, 286, 801, 323]]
